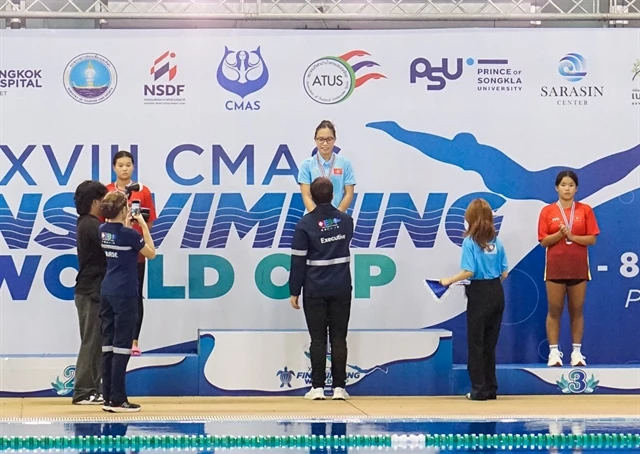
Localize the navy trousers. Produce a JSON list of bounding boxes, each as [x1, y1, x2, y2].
[[100, 293, 137, 405]]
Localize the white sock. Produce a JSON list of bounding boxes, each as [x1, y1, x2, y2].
[[549, 344, 559, 353], [572, 343, 582, 354]]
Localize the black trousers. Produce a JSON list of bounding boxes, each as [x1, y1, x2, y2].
[[72, 292, 102, 402], [100, 294, 137, 405], [133, 261, 145, 342], [466, 278, 505, 400], [303, 293, 352, 389]]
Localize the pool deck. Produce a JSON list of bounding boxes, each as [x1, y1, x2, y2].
[[1, 395, 639, 421]]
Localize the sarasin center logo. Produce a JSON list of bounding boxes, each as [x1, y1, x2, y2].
[[540, 53, 604, 107]]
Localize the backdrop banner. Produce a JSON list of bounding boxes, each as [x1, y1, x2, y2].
[[1, 28, 639, 368]]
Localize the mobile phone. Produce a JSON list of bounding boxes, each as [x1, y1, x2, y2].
[[131, 200, 141, 216]]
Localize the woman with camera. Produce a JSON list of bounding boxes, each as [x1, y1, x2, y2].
[[106, 150, 157, 355], [99, 191, 156, 413]]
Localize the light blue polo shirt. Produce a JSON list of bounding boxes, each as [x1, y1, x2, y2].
[[460, 236, 508, 280], [298, 153, 356, 209]]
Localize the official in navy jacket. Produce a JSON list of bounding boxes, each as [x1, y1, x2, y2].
[[289, 177, 354, 401], [99, 191, 156, 413]]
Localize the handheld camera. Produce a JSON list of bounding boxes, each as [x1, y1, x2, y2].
[[125, 182, 150, 221], [124, 182, 141, 199]]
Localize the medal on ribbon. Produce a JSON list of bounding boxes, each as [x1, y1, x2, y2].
[[556, 201, 575, 245], [316, 152, 335, 178]]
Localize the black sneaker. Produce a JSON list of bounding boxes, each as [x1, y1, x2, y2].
[[72, 394, 104, 405], [102, 401, 111, 412], [107, 401, 141, 413]]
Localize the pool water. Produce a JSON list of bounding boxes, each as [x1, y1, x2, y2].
[[0, 418, 638, 453]]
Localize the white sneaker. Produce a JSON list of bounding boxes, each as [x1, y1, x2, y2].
[[547, 349, 563, 367], [571, 351, 587, 367], [332, 387, 350, 400], [304, 387, 325, 400]]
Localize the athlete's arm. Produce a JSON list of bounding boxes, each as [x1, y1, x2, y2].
[[567, 205, 600, 246], [538, 208, 565, 248], [298, 161, 315, 213], [540, 230, 565, 248], [337, 185, 354, 212], [337, 160, 356, 212], [565, 234, 596, 246], [300, 184, 316, 213]]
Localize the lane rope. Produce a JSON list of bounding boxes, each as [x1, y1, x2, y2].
[[0, 433, 639, 451]]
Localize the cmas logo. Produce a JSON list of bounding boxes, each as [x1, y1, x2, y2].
[[63, 53, 117, 105], [216, 46, 268, 111], [540, 53, 603, 107], [556, 369, 599, 394], [51, 365, 75, 396]]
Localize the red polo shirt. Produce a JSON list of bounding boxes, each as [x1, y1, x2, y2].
[[537, 201, 600, 281]]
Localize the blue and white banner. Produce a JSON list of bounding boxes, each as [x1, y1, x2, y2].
[[0, 28, 639, 375]]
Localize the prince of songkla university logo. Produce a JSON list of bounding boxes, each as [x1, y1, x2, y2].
[[556, 369, 599, 394]]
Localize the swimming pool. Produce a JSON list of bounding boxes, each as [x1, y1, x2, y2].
[[1, 417, 638, 453]]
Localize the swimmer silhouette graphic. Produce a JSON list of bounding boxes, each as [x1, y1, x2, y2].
[[366, 121, 640, 204]]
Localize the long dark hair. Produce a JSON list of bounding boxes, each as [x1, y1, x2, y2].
[[464, 198, 496, 251]]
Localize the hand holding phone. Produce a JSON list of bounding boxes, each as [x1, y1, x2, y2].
[[130, 200, 141, 218]]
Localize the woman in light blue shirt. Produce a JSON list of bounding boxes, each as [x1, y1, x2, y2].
[[298, 120, 356, 212], [440, 198, 508, 401]]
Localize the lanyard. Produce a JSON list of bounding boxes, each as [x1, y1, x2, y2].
[[316, 153, 335, 178], [556, 201, 575, 244]]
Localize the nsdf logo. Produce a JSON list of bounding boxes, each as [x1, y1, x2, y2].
[[143, 51, 186, 105]]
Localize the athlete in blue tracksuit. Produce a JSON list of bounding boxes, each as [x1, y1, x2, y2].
[[98, 190, 156, 413], [289, 177, 354, 401]]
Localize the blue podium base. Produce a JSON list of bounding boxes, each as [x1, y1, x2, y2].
[[1, 329, 638, 397], [453, 364, 640, 395]]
